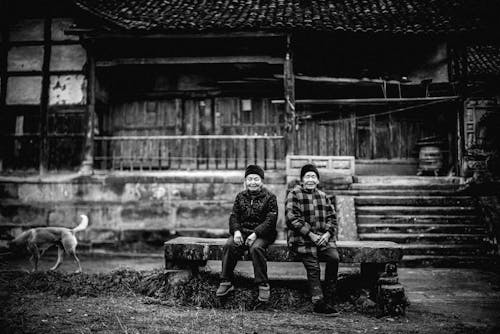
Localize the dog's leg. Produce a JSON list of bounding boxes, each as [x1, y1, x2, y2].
[[62, 235, 82, 273], [50, 246, 64, 271], [69, 249, 82, 273], [27, 244, 40, 272]]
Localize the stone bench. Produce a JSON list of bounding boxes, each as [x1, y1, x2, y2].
[[164, 237, 407, 315]]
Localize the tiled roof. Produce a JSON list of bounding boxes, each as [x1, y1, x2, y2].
[[73, 0, 495, 34], [467, 45, 500, 78]]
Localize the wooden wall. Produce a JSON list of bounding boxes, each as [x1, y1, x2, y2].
[[96, 97, 286, 170], [295, 103, 457, 166]]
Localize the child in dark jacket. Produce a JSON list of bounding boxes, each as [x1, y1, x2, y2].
[[216, 165, 278, 302]]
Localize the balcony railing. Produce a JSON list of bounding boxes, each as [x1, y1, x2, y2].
[[94, 135, 286, 171]]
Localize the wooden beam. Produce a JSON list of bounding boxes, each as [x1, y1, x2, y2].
[[96, 56, 284, 67], [94, 135, 284, 140], [39, 8, 52, 174], [79, 41, 96, 175], [283, 34, 296, 155], [71, 30, 285, 40], [275, 74, 419, 86], [272, 96, 460, 105]]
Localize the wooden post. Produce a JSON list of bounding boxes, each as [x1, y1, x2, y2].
[[38, 5, 52, 174], [456, 100, 465, 176], [0, 0, 9, 172], [284, 34, 296, 156], [80, 40, 96, 175]]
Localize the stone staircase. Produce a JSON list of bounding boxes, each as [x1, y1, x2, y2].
[[350, 177, 495, 267]]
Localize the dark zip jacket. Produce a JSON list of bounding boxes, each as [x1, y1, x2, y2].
[[229, 187, 278, 243]]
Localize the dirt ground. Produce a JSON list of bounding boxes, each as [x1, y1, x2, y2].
[[1, 254, 499, 334]]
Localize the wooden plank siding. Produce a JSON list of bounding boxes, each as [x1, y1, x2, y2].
[[95, 97, 286, 170], [94, 97, 456, 172], [295, 105, 453, 163]]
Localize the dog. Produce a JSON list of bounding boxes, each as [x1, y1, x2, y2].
[[8, 214, 89, 273]]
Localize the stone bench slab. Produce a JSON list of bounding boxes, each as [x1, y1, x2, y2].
[[164, 237, 403, 264]]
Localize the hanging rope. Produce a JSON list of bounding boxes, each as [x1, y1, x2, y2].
[[299, 97, 460, 125]]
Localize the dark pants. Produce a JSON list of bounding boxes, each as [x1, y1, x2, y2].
[[221, 236, 270, 285], [300, 247, 340, 303]]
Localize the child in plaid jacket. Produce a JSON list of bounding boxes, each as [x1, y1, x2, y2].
[[286, 163, 339, 315]]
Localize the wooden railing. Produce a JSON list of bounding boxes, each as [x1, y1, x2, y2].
[[94, 135, 286, 171]]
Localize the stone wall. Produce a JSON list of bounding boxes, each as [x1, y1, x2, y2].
[[0, 171, 287, 251]]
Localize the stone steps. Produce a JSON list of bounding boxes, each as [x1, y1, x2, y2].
[[357, 214, 478, 224], [358, 223, 487, 234], [399, 244, 494, 256], [355, 196, 475, 207], [351, 183, 462, 191], [354, 176, 463, 185], [357, 205, 477, 216], [401, 255, 498, 268], [353, 181, 495, 267], [359, 233, 490, 244], [330, 189, 463, 196]]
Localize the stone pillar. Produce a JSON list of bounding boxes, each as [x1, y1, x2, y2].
[[376, 263, 408, 316], [335, 196, 358, 241], [79, 41, 96, 175]]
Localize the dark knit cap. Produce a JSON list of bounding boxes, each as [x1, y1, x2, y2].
[[300, 163, 320, 180], [245, 165, 264, 179]]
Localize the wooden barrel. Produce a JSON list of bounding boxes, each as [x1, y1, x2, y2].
[[418, 145, 443, 172]]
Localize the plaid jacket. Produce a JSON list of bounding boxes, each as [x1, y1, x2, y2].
[[285, 184, 337, 255]]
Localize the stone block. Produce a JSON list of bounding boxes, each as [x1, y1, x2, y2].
[[175, 201, 232, 229], [18, 183, 73, 202], [120, 202, 174, 230], [0, 183, 19, 199], [378, 276, 399, 285], [377, 284, 408, 316], [164, 238, 403, 264], [81, 228, 121, 244], [0, 202, 47, 226], [121, 229, 173, 245], [170, 183, 237, 201], [335, 196, 357, 241]]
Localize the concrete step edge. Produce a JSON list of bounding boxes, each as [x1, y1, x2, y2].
[[398, 243, 493, 249], [359, 233, 489, 238], [356, 206, 476, 210], [357, 223, 486, 228]]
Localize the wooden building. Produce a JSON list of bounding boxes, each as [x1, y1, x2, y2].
[[1, 0, 500, 257], [0, 0, 498, 177]]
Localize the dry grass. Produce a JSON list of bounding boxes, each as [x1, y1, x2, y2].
[[0, 269, 369, 314]]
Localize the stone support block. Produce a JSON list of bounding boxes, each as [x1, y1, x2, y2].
[[335, 196, 357, 241], [377, 284, 408, 316]]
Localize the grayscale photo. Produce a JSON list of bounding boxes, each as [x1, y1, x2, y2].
[[0, 0, 499, 333]]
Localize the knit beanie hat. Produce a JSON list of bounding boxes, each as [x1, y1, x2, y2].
[[245, 165, 264, 179], [300, 163, 320, 180]]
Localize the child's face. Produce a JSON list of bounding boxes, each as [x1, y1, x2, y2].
[[245, 174, 263, 191], [302, 172, 319, 190]]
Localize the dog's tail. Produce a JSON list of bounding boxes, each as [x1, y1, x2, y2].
[[72, 214, 89, 233]]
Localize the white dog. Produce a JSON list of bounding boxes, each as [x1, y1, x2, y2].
[[8, 214, 89, 273]]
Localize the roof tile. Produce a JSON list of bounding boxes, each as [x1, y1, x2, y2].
[[73, 0, 496, 34]]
